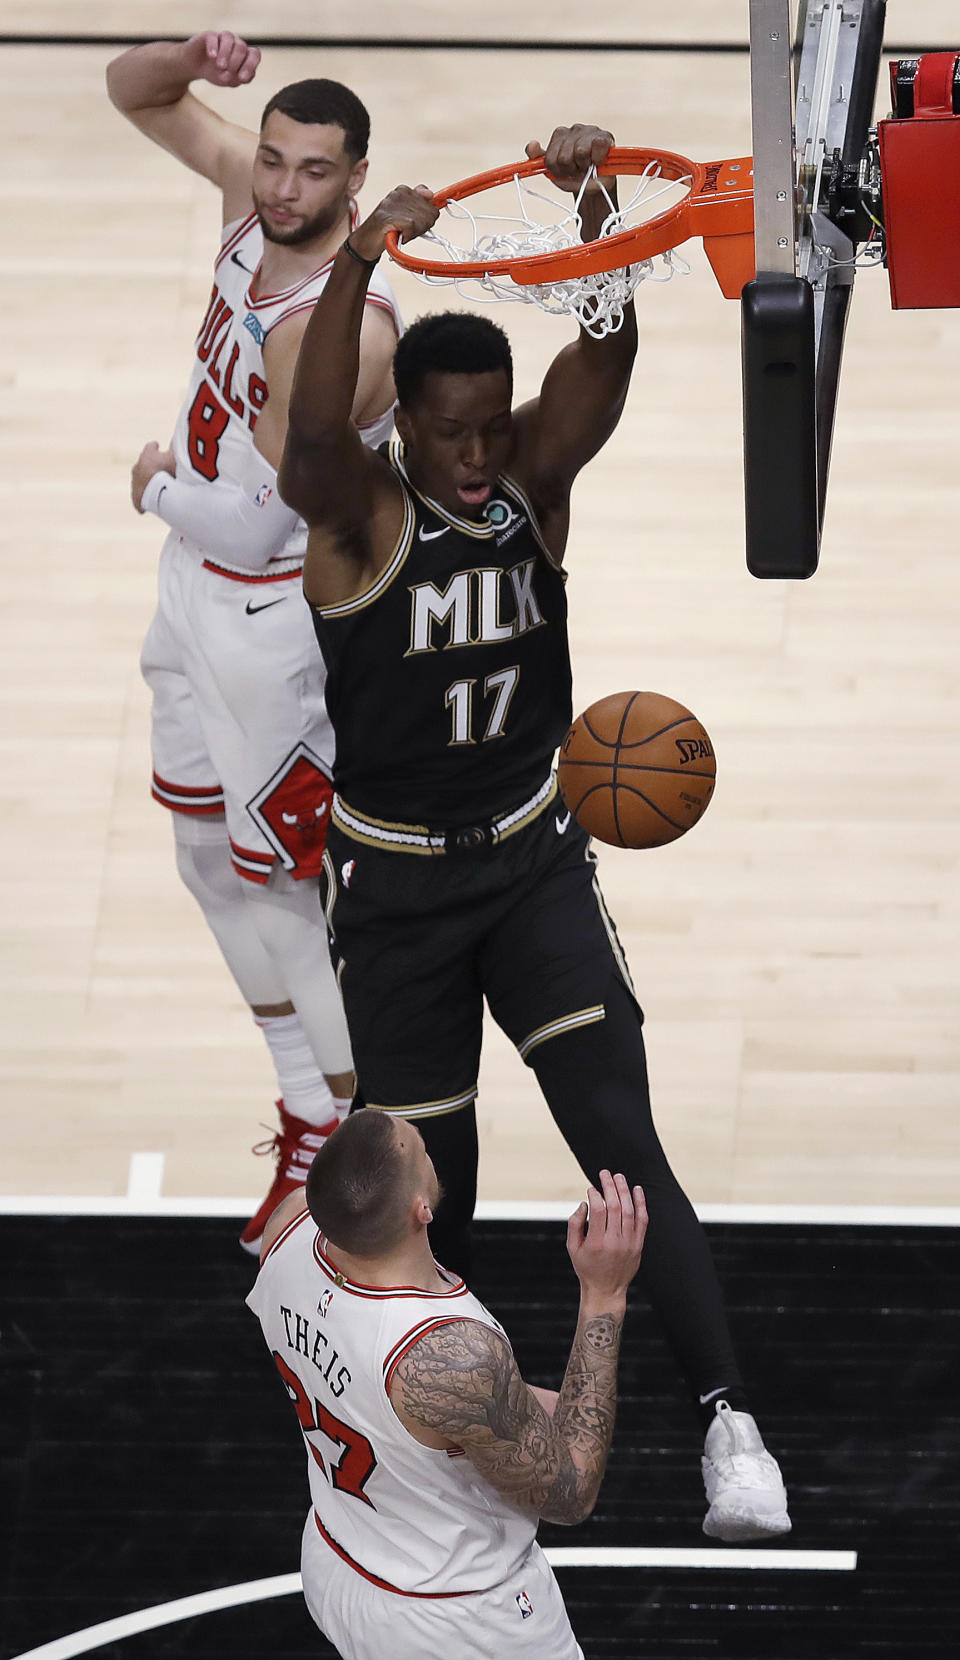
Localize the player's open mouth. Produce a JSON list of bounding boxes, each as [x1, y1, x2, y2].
[[457, 483, 491, 507]]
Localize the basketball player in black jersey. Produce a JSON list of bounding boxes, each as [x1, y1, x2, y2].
[[279, 124, 791, 1542]]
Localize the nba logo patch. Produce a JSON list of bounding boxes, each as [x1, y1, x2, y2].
[[516, 1590, 534, 1619], [254, 484, 273, 507], [341, 858, 356, 888], [318, 1289, 334, 1318]]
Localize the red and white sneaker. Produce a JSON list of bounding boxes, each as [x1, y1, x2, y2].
[[239, 1099, 338, 1257]]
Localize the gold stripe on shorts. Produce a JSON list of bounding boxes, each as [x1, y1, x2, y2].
[[590, 866, 637, 997], [365, 1088, 478, 1120], [517, 1005, 606, 1061], [321, 848, 338, 930]]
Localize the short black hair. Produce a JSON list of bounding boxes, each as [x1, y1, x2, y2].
[[260, 79, 370, 162], [393, 312, 513, 410], [305, 1110, 412, 1255]]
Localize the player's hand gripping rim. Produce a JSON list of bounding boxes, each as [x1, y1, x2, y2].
[[567, 1169, 647, 1306], [525, 123, 617, 195], [349, 185, 439, 264]]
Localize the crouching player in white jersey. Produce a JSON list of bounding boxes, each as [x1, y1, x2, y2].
[[106, 33, 402, 1250], [248, 1111, 647, 1659]]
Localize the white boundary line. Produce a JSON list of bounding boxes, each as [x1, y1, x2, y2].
[[1, 1195, 958, 1225], [125, 1154, 165, 1201], [7, 1574, 303, 1660], [8, 1552, 858, 1660], [547, 1547, 856, 1570]]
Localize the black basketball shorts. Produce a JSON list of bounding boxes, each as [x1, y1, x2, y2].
[[322, 803, 640, 1118]]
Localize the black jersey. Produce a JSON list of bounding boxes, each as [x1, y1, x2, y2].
[[310, 441, 573, 824]]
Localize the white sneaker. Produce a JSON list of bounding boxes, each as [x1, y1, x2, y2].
[[701, 1400, 792, 1541]]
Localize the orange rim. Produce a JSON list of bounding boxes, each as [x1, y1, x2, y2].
[[384, 148, 754, 286]]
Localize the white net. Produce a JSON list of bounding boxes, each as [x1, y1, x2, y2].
[[407, 164, 692, 338]]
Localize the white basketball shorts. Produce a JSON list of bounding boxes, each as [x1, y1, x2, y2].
[[141, 532, 334, 886], [300, 1511, 584, 1660]]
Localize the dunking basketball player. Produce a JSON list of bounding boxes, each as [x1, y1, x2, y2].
[[279, 124, 791, 1538], [106, 31, 401, 1250], [248, 1110, 646, 1658]]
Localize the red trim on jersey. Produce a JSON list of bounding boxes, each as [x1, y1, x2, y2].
[[234, 865, 270, 886], [152, 773, 222, 799], [244, 199, 359, 308], [312, 1510, 480, 1599], [229, 838, 275, 886], [364, 294, 401, 319], [382, 1318, 445, 1383], [313, 1235, 467, 1301], [215, 212, 258, 270], [357, 409, 396, 433], [262, 296, 327, 335], [151, 773, 224, 816], [262, 1204, 313, 1264], [201, 558, 303, 584], [229, 838, 274, 861], [151, 789, 225, 818], [247, 253, 336, 311], [265, 288, 401, 344], [382, 1317, 479, 1395]]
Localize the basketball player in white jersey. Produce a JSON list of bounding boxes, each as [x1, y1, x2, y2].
[[106, 33, 402, 1250], [248, 1110, 647, 1659]]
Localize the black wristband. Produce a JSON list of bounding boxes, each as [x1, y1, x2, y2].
[[342, 236, 381, 269]]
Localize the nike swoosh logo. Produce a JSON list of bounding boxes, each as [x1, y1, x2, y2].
[[698, 1386, 729, 1406], [231, 250, 253, 273], [418, 525, 448, 542], [245, 597, 287, 615], [555, 811, 571, 834]]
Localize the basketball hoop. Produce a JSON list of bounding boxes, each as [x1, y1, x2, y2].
[[385, 148, 756, 336]]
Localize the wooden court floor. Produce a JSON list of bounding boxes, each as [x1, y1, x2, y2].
[[1, 3, 959, 1214]]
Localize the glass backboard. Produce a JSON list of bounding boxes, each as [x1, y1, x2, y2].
[[744, 1, 887, 576]]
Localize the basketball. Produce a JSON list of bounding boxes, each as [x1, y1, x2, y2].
[[558, 690, 716, 849]]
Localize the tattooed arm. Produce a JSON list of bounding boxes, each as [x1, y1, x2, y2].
[[391, 1170, 647, 1526], [392, 1306, 622, 1524]]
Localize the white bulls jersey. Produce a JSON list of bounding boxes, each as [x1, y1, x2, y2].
[[170, 210, 401, 577], [247, 1207, 538, 1597]]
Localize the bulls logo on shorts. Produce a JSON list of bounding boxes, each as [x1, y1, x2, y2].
[[247, 743, 334, 880]]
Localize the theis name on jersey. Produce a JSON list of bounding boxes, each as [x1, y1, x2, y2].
[[406, 556, 546, 656], [279, 1300, 351, 1398]]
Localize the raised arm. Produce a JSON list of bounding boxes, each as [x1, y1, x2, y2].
[[106, 31, 261, 223], [279, 185, 438, 604], [512, 125, 639, 529], [391, 1171, 646, 1526]]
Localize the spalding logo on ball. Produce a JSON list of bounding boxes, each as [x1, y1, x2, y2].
[[558, 690, 716, 849]]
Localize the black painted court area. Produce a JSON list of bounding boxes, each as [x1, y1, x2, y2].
[[2, 1217, 958, 1659]]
